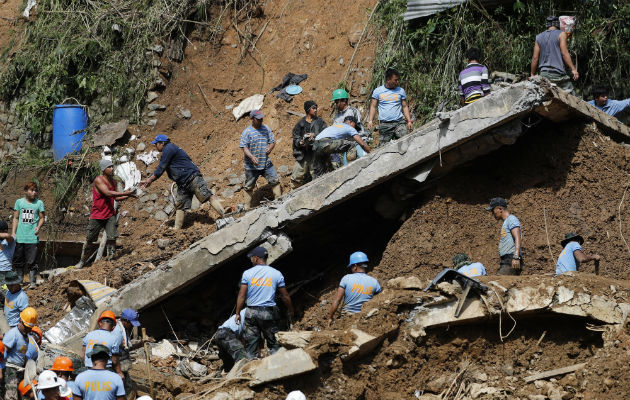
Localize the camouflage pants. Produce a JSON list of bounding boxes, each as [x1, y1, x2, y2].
[[378, 120, 408, 145], [176, 174, 212, 210], [312, 139, 355, 178], [215, 327, 246, 371], [242, 307, 281, 359], [5, 366, 22, 400]]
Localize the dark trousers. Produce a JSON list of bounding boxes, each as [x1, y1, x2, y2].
[[498, 254, 523, 275], [242, 306, 281, 359], [215, 327, 246, 371], [12, 242, 38, 273]]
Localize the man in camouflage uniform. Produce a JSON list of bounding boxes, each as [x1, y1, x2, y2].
[[234, 247, 294, 359], [2, 307, 37, 400], [214, 308, 247, 371]]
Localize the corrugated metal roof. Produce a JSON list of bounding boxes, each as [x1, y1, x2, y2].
[[404, 0, 511, 21]]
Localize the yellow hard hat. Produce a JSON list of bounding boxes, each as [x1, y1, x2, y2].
[[20, 307, 38, 328]]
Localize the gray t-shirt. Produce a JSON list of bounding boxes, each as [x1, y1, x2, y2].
[[499, 214, 521, 257]]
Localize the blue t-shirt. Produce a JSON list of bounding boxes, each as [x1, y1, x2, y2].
[[219, 308, 247, 335], [339, 273, 382, 314], [74, 369, 125, 400], [499, 214, 521, 257], [371, 85, 407, 122], [556, 241, 582, 275], [83, 329, 121, 368], [315, 123, 359, 141], [239, 124, 275, 171], [0, 237, 16, 271], [25, 335, 38, 361], [2, 326, 29, 365], [4, 289, 28, 327], [587, 99, 630, 117], [457, 262, 486, 277], [240, 264, 285, 307]]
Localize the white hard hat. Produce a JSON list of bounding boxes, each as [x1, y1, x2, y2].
[[137, 396, 154, 400], [36, 370, 62, 390], [286, 391, 306, 400], [58, 378, 72, 397]]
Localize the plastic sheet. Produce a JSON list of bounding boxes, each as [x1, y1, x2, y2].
[[115, 161, 142, 191], [43, 296, 96, 345]]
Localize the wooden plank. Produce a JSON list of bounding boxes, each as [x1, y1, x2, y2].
[[524, 363, 586, 383]]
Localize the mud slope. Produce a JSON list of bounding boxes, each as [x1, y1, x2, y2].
[[377, 121, 630, 283]]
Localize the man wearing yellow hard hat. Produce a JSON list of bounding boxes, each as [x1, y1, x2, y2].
[[2, 306, 37, 400]]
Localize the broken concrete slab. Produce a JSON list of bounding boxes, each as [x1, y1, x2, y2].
[[92, 120, 129, 147], [387, 276, 425, 290], [276, 331, 314, 348], [242, 348, 317, 387]]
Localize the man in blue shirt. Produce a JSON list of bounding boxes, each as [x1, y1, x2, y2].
[[328, 251, 381, 325], [368, 68, 414, 145], [240, 110, 282, 209], [555, 232, 600, 275], [312, 116, 371, 178], [486, 197, 523, 275], [82, 311, 123, 380], [452, 253, 487, 277], [0, 220, 16, 287], [214, 308, 247, 371], [235, 246, 294, 359], [2, 307, 37, 400], [140, 134, 225, 230], [74, 344, 126, 400], [587, 85, 630, 118], [4, 271, 28, 328]]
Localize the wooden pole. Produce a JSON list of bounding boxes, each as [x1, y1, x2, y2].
[[142, 328, 154, 398]]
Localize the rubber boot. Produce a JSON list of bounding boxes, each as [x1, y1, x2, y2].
[[15, 268, 24, 284], [209, 196, 226, 217], [174, 210, 185, 230], [272, 184, 282, 199], [29, 270, 38, 287], [243, 190, 254, 210], [74, 243, 92, 269], [105, 244, 116, 261]]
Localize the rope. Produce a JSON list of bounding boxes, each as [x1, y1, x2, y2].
[[490, 287, 516, 342]]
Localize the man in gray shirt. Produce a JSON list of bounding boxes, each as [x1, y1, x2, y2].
[[531, 16, 578, 95], [486, 197, 523, 275]]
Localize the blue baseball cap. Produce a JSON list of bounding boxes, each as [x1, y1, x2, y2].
[[120, 308, 141, 326], [150, 134, 169, 144], [247, 246, 268, 258], [249, 110, 263, 119]]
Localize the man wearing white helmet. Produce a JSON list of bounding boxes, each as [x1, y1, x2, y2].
[[328, 251, 381, 325], [36, 370, 63, 400]]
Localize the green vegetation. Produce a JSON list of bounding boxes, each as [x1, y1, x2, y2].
[[370, 0, 630, 125]]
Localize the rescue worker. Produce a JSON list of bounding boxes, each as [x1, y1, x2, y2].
[[140, 134, 226, 229], [18, 379, 37, 399], [25, 326, 42, 362], [588, 85, 630, 118], [239, 110, 282, 209], [0, 219, 16, 287], [74, 344, 126, 400], [312, 116, 371, 178], [331, 89, 366, 169], [214, 308, 247, 371], [113, 308, 143, 395], [452, 253, 487, 277], [82, 311, 123, 380], [486, 197, 523, 275], [49, 356, 79, 397], [74, 160, 135, 269], [4, 270, 28, 328], [367, 68, 414, 145], [2, 307, 38, 400], [555, 232, 601, 275], [235, 246, 294, 359], [35, 370, 63, 400], [328, 252, 382, 325], [290, 100, 327, 188]]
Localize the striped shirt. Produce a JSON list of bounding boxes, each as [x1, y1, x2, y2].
[[458, 63, 490, 103], [239, 124, 275, 170]]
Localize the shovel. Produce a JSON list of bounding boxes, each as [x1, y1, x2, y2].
[[24, 359, 38, 399]]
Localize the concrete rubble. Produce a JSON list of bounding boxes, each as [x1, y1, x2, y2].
[[238, 348, 317, 387]]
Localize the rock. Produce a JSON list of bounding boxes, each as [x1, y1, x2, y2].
[[503, 361, 514, 376], [149, 44, 163, 55], [157, 238, 170, 249], [151, 59, 162, 68], [0, 113, 7, 124], [164, 375, 193, 396], [152, 339, 177, 359], [178, 107, 192, 119], [339, 57, 344, 65], [146, 110, 157, 117], [148, 103, 166, 111], [154, 210, 168, 221], [175, 394, 194, 400], [347, 23, 363, 47], [244, 348, 317, 387], [222, 188, 235, 199], [149, 193, 158, 201], [527, 396, 546, 400], [136, 142, 146, 152], [139, 195, 152, 203], [93, 120, 129, 147], [436, 281, 462, 295], [209, 389, 255, 400], [18, 133, 28, 146], [164, 203, 175, 215], [147, 119, 158, 127], [147, 91, 159, 103], [228, 177, 241, 186], [277, 165, 290, 176], [388, 276, 425, 290]]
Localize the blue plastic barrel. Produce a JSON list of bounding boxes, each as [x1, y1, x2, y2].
[[52, 104, 88, 160]]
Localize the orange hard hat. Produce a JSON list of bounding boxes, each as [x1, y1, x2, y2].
[[98, 310, 116, 324], [51, 356, 74, 372], [18, 379, 37, 396], [20, 307, 38, 328], [31, 326, 43, 339]]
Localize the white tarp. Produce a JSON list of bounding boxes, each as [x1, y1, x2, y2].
[[232, 94, 265, 120], [115, 161, 142, 191]]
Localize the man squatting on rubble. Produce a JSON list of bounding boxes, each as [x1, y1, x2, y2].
[[140, 134, 226, 229], [368, 68, 413, 145], [240, 110, 283, 209], [235, 246, 294, 359], [588, 85, 630, 118], [531, 15, 578, 95], [330, 89, 366, 169], [328, 251, 381, 325], [214, 308, 247, 372], [76, 159, 136, 269], [290, 100, 327, 188], [555, 232, 601, 276], [312, 116, 371, 178], [487, 197, 523, 276], [452, 253, 486, 278]]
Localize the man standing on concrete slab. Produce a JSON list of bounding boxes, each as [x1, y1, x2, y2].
[[214, 308, 247, 371], [328, 251, 381, 325], [452, 253, 487, 277], [4, 271, 28, 328], [74, 344, 126, 400], [486, 197, 523, 275], [555, 232, 601, 275], [290, 101, 327, 189], [312, 116, 371, 178], [2, 307, 37, 400], [0, 220, 16, 287], [367, 68, 413, 145], [140, 134, 226, 229], [235, 246, 293, 359], [587, 85, 630, 118], [82, 310, 123, 380], [240, 110, 282, 209], [531, 16, 578, 95], [12, 181, 44, 287], [75, 159, 135, 269]]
